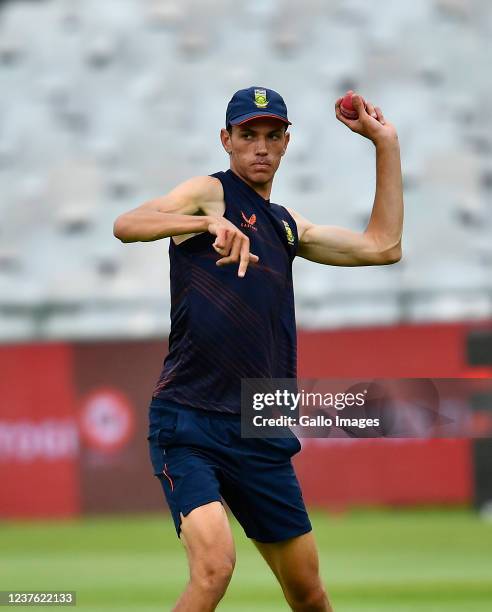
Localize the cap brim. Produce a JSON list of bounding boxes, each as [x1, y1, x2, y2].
[[230, 112, 292, 126]]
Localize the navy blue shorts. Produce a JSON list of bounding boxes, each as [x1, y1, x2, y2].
[[147, 397, 312, 543]]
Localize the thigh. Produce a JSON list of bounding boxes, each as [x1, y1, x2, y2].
[[180, 501, 236, 574]]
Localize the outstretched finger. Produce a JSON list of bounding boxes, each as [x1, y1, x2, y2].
[[238, 237, 251, 278]]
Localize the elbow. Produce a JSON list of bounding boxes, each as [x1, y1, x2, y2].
[[365, 231, 402, 265], [382, 244, 402, 264], [113, 215, 132, 243]]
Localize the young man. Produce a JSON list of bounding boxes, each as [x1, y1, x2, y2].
[[113, 86, 403, 611]]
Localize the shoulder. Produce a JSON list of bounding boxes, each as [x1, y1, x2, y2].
[[168, 175, 224, 217], [284, 207, 313, 242], [269, 205, 300, 254], [174, 175, 223, 202], [271, 204, 297, 226]]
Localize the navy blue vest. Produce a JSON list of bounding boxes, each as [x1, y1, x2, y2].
[[153, 169, 298, 414]]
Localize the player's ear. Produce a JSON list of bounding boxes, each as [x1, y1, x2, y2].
[[281, 130, 290, 155], [220, 127, 232, 155]]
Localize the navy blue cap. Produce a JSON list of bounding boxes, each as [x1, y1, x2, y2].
[[226, 86, 291, 127]]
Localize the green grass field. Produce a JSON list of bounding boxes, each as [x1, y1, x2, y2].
[[1, 508, 491, 611]]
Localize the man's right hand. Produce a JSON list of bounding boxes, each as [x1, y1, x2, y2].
[[113, 175, 259, 278], [208, 217, 259, 278]]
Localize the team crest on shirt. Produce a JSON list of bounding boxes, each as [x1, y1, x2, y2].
[[282, 220, 295, 245], [241, 211, 258, 231], [254, 89, 268, 108]]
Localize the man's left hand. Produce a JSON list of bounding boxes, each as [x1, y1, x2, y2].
[[335, 91, 398, 144]]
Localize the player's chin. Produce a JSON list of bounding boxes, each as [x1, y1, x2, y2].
[[249, 164, 274, 181]]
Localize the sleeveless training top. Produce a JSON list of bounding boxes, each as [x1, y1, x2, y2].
[[152, 168, 298, 414]]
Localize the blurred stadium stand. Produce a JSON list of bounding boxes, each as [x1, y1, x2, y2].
[[1, 0, 492, 341]]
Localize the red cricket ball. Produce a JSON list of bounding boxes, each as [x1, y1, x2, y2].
[[340, 91, 364, 120]]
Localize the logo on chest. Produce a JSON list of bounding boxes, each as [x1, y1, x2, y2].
[[282, 220, 295, 245], [241, 211, 258, 231]]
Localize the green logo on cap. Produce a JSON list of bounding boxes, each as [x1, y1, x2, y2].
[[254, 89, 268, 108]]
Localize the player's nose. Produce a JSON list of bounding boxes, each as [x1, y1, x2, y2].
[[255, 137, 268, 155]]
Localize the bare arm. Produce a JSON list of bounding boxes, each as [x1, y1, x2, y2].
[[290, 93, 403, 267], [112, 175, 224, 243], [113, 175, 259, 277], [291, 137, 403, 266]]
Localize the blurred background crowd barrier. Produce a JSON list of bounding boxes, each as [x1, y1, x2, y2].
[[1, 0, 492, 519]]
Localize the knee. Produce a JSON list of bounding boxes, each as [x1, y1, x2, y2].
[[286, 582, 328, 611], [192, 557, 235, 597]]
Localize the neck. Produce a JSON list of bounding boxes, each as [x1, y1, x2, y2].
[[229, 166, 272, 200]]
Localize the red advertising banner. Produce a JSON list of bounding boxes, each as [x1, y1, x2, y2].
[[294, 438, 472, 509], [0, 320, 489, 519], [0, 343, 79, 519], [72, 340, 167, 514], [298, 321, 479, 378]]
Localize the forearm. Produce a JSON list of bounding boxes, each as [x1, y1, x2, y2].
[[113, 211, 211, 243], [365, 136, 403, 255]]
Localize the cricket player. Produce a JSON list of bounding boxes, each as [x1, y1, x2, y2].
[[113, 86, 403, 611]]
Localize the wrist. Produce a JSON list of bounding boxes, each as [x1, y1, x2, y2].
[[373, 134, 399, 149], [203, 215, 217, 232]]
